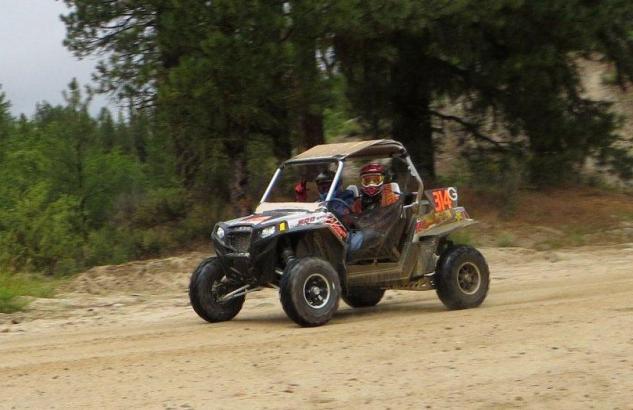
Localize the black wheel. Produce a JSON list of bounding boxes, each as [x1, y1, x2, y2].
[[342, 287, 385, 308], [280, 257, 340, 327], [435, 245, 490, 310], [189, 257, 245, 323]]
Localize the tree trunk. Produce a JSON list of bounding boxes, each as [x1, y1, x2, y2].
[[390, 36, 436, 181], [392, 87, 436, 181], [301, 110, 324, 149], [392, 104, 435, 181], [293, 9, 325, 150], [228, 151, 252, 217], [172, 131, 199, 190]]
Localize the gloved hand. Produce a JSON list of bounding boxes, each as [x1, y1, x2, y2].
[[294, 179, 308, 202]]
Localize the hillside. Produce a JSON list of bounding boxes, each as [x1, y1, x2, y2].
[[459, 186, 633, 249]]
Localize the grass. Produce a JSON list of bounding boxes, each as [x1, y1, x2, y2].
[[460, 184, 633, 249], [449, 230, 477, 246], [496, 232, 516, 248], [618, 211, 633, 222], [0, 273, 58, 314], [535, 228, 588, 250]]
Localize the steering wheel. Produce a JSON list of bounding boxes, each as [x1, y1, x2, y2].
[[324, 198, 354, 213]]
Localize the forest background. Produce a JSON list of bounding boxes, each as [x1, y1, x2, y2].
[[1, 0, 633, 279]]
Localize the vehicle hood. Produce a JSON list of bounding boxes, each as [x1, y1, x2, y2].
[[222, 210, 311, 229]]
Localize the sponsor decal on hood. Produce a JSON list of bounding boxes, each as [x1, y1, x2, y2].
[[242, 215, 272, 225]]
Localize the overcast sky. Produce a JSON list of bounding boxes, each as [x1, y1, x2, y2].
[[0, 0, 115, 117]]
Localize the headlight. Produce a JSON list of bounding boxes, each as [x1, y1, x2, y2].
[[216, 226, 225, 240], [260, 225, 276, 238]]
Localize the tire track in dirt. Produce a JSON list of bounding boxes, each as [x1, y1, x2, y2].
[[1, 245, 633, 409]]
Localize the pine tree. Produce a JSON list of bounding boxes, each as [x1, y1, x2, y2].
[[0, 81, 144, 274], [331, 0, 633, 183]]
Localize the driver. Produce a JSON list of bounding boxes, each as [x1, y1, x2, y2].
[[294, 170, 354, 216], [315, 170, 355, 216]]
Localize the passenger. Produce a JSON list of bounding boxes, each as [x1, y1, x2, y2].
[[351, 163, 399, 213], [348, 163, 400, 253]]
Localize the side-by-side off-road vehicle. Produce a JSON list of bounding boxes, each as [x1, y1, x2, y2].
[[189, 139, 489, 327]]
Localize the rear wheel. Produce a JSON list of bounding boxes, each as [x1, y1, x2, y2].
[[435, 245, 490, 309], [189, 258, 245, 323], [342, 287, 385, 308], [280, 257, 340, 327]]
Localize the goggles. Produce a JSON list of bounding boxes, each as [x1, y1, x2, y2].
[[361, 173, 384, 187]]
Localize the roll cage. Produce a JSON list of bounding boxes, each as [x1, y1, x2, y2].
[[258, 139, 424, 208]]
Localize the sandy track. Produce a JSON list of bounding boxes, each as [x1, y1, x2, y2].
[[1, 245, 633, 409]]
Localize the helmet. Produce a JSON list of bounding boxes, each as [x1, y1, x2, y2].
[[315, 170, 335, 195], [360, 163, 385, 197]]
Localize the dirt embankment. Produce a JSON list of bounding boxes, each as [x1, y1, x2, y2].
[[66, 251, 209, 295], [460, 187, 633, 249], [1, 244, 633, 409]]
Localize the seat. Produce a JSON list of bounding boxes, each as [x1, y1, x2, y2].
[[387, 182, 401, 195]]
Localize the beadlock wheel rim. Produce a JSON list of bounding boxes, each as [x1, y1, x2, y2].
[[210, 279, 227, 303], [456, 262, 482, 295], [303, 273, 331, 309], [209, 274, 235, 304]]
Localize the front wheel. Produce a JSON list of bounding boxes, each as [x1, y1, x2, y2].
[[280, 257, 340, 327], [189, 258, 245, 323], [342, 287, 385, 308], [435, 245, 490, 310]]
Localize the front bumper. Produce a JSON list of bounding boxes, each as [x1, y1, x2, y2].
[[212, 227, 279, 285]]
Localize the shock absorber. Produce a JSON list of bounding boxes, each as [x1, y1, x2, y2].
[[281, 247, 297, 270]]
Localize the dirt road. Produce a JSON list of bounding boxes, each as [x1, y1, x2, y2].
[[1, 245, 633, 409]]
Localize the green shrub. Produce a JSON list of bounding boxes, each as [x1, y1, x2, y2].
[[449, 230, 476, 246], [536, 229, 587, 250], [83, 227, 136, 267], [496, 232, 516, 247], [129, 187, 190, 227], [183, 201, 229, 238], [0, 287, 27, 314], [0, 273, 57, 313], [0, 185, 83, 275], [466, 152, 525, 218]]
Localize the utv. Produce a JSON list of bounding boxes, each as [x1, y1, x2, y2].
[[189, 139, 489, 327]]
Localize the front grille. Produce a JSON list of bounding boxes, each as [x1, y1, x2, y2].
[[226, 228, 252, 252]]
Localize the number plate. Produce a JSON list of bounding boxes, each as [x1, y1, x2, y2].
[[425, 187, 458, 212]]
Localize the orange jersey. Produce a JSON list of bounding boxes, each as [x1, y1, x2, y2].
[[351, 184, 399, 213]]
